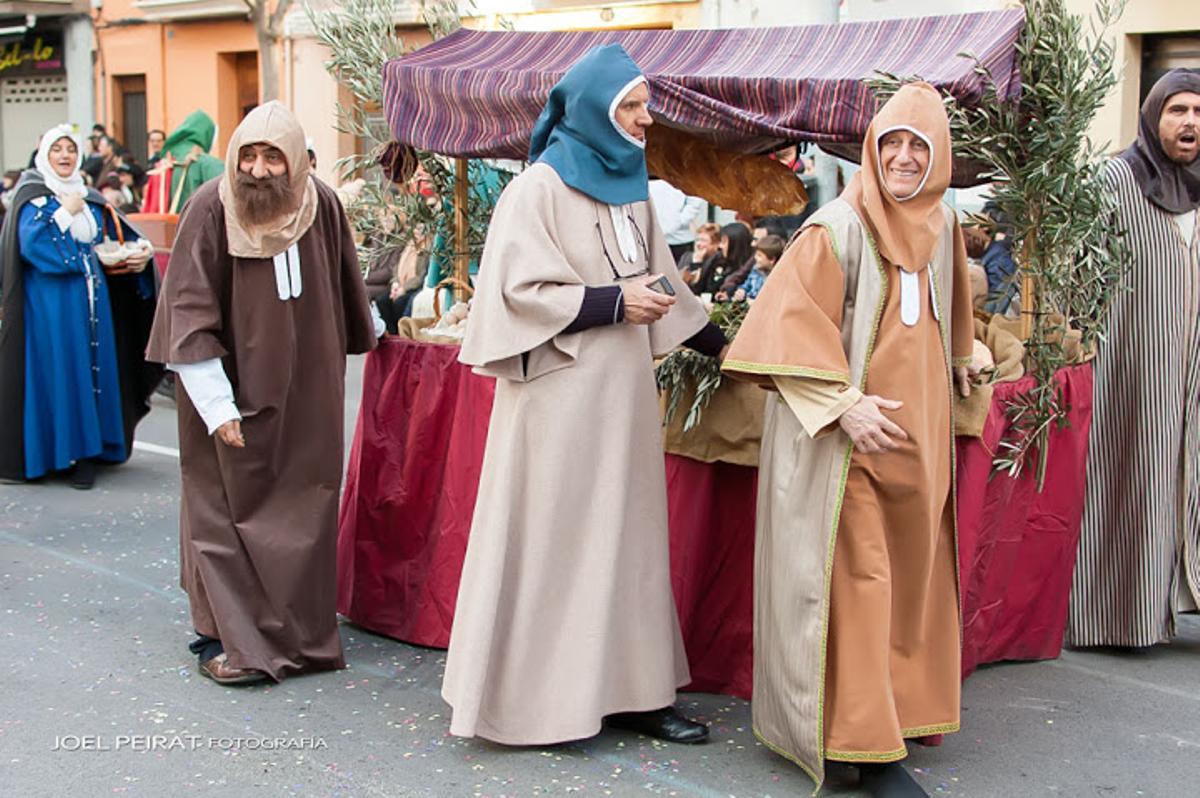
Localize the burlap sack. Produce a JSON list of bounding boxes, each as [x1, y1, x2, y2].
[[661, 377, 766, 467], [953, 318, 1026, 438], [989, 313, 1092, 364]]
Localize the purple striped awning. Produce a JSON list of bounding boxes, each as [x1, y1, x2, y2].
[[382, 10, 1024, 160]]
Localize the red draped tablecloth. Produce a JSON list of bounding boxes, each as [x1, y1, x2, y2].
[[338, 338, 1093, 698]]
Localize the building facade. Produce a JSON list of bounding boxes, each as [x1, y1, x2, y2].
[[94, 0, 261, 167], [0, 1, 93, 173]]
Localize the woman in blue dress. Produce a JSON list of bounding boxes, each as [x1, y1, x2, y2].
[[0, 124, 160, 489]]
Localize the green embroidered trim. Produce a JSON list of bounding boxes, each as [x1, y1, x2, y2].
[[902, 722, 961, 738], [951, 356, 973, 368], [753, 726, 822, 794], [813, 221, 841, 263], [825, 745, 909, 763], [722, 360, 849, 382], [814, 220, 890, 768], [824, 723, 960, 763]]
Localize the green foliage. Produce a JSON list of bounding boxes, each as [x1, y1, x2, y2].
[[306, 0, 499, 275], [656, 301, 747, 432], [869, 0, 1131, 486]]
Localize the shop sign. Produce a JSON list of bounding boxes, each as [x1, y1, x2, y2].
[[0, 29, 65, 78]]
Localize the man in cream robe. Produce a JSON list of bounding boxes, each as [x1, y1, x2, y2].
[[444, 44, 727, 746], [724, 84, 975, 798]]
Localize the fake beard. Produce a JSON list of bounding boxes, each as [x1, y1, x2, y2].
[[232, 172, 295, 226]]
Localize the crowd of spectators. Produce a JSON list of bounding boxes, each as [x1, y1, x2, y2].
[[1, 123, 158, 224]]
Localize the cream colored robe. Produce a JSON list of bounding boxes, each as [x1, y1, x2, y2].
[[445, 163, 709, 745]]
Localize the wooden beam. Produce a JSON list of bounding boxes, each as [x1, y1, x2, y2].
[[454, 158, 469, 303]]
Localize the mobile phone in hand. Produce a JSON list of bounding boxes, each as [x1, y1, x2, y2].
[[647, 275, 676, 296]]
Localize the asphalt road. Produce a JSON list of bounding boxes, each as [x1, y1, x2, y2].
[[1, 356, 1197, 798]]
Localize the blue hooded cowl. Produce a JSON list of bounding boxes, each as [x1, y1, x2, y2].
[[528, 43, 649, 206]]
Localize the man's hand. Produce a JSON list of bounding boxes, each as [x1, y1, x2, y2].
[[954, 365, 977, 398], [714, 290, 729, 302], [622, 275, 676, 325], [838, 395, 907, 453], [215, 420, 245, 448], [58, 193, 85, 216], [733, 288, 747, 302]]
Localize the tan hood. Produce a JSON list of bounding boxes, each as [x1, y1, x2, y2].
[[843, 82, 952, 272], [218, 101, 319, 259]]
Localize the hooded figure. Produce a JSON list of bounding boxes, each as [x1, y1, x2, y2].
[[0, 125, 160, 488], [723, 83, 975, 797], [1069, 70, 1200, 648], [145, 101, 377, 684], [159, 110, 225, 212], [444, 43, 725, 746]]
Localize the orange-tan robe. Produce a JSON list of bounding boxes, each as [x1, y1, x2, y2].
[[723, 196, 973, 786]]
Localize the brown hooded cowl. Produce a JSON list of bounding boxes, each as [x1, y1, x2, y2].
[[145, 105, 377, 680]]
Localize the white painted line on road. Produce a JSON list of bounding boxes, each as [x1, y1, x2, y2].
[[1049, 657, 1200, 703], [134, 440, 180, 458], [0, 530, 182, 603]]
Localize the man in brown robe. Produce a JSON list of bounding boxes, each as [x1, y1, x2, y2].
[[444, 43, 726, 746], [146, 102, 377, 684], [723, 84, 975, 798]]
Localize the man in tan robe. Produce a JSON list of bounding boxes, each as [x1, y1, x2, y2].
[[146, 102, 377, 684], [723, 84, 975, 797], [444, 43, 726, 746]]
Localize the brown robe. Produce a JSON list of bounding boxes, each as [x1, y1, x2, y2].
[[145, 179, 376, 680], [444, 163, 709, 744], [722, 83, 973, 787]]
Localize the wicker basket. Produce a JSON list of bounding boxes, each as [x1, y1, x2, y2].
[[432, 277, 474, 321], [96, 205, 150, 276]]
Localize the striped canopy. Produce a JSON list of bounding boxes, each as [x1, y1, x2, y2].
[[382, 10, 1024, 160]]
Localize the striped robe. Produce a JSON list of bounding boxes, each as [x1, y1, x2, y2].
[[1067, 158, 1200, 647]]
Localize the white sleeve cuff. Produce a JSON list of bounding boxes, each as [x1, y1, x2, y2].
[[168, 359, 242, 435], [52, 206, 74, 234], [370, 301, 387, 339]]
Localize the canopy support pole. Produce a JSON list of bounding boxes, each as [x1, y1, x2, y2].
[[454, 158, 470, 303]]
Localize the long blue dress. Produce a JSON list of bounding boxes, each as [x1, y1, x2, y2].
[[18, 197, 126, 478]]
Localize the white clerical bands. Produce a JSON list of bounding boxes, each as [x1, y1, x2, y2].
[[899, 267, 941, 327], [273, 244, 302, 301]]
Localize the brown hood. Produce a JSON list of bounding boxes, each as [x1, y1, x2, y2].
[[844, 82, 952, 272], [218, 101, 319, 258]]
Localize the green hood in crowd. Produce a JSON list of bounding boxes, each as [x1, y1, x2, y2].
[[163, 110, 225, 212]]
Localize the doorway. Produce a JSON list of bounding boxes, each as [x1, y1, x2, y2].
[[114, 74, 148, 164], [217, 51, 259, 155]]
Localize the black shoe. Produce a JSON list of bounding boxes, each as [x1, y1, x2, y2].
[[69, 460, 96, 490], [858, 762, 929, 798], [154, 374, 176, 402], [606, 706, 709, 744]]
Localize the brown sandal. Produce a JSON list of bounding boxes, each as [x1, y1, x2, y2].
[[198, 653, 267, 685]]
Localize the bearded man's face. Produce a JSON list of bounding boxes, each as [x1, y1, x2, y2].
[[234, 143, 293, 225], [1158, 91, 1200, 165]]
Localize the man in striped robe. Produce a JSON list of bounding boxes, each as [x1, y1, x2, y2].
[[1068, 69, 1200, 648]]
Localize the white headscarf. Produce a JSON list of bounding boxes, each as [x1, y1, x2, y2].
[[34, 124, 98, 244]]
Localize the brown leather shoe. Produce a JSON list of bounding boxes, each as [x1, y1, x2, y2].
[[198, 653, 267, 685]]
